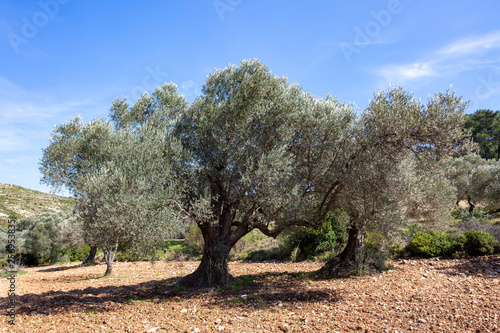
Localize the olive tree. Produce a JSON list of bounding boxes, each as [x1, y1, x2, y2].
[[40, 83, 188, 265], [318, 88, 467, 276], [15, 212, 82, 264], [449, 155, 500, 214], [172, 59, 362, 287], [40, 59, 468, 285], [170, 59, 468, 286], [76, 126, 186, 276], [39, 117, 119, 263]]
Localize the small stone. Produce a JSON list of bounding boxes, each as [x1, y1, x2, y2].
[[279, 323, 289, 332], [416, 318, 427, 324], [180, 308, 188, 313], [240, 294, 248, 300], [217, 326, 224, 331], [147, 328, 159, 333]]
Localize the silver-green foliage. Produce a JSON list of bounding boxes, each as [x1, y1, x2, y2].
[[41, 83, 189, 273], [15, 212, 82, 264], [39, 117, 118, 195], [448, 155, 500, 208], [174, 59, 357, 236], [76, 126, 185, 260]]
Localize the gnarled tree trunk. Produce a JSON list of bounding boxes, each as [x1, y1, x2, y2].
[[317, 223, 366, 277], [82, 245, 97, 265], [178, 222, 240, 288], [178, 236, 233, 288]]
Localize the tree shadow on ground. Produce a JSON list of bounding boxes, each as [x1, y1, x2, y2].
[[209, 270, 343, 310], [35, 263, 86, 273], [435, 255, 500, 279], [0, 270, 343, 317]]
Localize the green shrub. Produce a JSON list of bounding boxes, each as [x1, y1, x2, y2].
[[451, 207, 489, 222], [462, 229, 498, 256], [407, 229, 498, 258], [364, 232, 391, 270], [184, 224, 204, 256], [281, 210, 349, 261], [407, 231, 453, 257], [65, 244, 91, 262]]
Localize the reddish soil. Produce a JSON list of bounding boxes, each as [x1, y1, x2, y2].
[[1, 256, 499, 332]]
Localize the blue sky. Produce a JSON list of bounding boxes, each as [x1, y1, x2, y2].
[[1, 0, 500, 194]]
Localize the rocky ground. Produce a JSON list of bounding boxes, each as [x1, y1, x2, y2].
[[1, 256, 499, 332]]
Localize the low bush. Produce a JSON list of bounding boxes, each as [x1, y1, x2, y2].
[[407, 231, 453, 257], [406, 229, 498, 258], [16, 212, 84, 265], [462, 229, 498, 256], [457, 218, 500, 247], [279, 210, 349, 262], [451, 207, 491, 223], [64, 244, 91, 262]]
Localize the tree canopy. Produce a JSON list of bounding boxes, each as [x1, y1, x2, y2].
[[40, 84, 189, 276], [464, 109, 500, 160]]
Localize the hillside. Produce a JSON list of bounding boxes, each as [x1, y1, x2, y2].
[[0, 183, 74, 226]]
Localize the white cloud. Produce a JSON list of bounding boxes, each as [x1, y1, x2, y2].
[[377, 61, 437, 82], [436, 30, 500, 57], [375, 30, 500, 84], [181, 80, 195, 91]]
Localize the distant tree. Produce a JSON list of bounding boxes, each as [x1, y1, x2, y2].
[[16, 212, 82, 264], [448, 155, 485, 213], [471, 161, 500, 213], [449, 155, 500, 214], [464, 109, 500, 159]]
